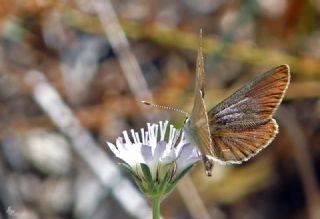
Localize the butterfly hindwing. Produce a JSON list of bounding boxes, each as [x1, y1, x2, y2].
[[211, 119, 278, 163], [207, 65, 290, 163]]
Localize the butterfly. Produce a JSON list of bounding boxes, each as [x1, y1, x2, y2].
[[183, 36, 290, 176]]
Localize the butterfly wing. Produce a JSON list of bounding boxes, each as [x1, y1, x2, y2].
[[207, 65, 290, 164], [188, 89, 213, 156], [187, 37, 213, 157]]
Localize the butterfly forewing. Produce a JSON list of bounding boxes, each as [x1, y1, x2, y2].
[[189, 90, 212, 156], [208, 65, 290, 163], [188, 38, 213, 157], [194, 34, 205, 98], [209, 65, 290, 123]]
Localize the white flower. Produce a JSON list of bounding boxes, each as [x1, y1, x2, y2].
[[107, 121, 201, 197]]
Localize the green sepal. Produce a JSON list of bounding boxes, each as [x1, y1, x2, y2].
[[158, 163, 176, 182], [120, 163, 141, 182], [157, 169, 171, 196], [137, 182, 149, 194], [163, 182, 176, 196], [120, 163, 150, 194], [140, 163, 157, 194], [140, 163, 153, 183]]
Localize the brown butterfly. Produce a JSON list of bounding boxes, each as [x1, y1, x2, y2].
[[183, 36, 290, 176]]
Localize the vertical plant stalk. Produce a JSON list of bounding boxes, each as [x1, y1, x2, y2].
[[152, 196, 161, 219]]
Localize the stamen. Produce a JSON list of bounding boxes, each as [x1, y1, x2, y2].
[[147, 123, 151, 142], [145, 131, 149, 143], [141, 128, 145, 144], [175, 131, 184, 153], [123, 131, 131, 144], [149, 124, 157, 150], [135, 132, 140, 143], [171, 128, 182, 149], [160, 121, 168, 141], [168, 125, 176, 147], [159, 121, 164, 141], [131, 129, 137, 143], [179, 131, 185, 144], [154, 124, 159, 142]]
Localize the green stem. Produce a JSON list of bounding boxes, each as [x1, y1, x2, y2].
[[152, 196, 161, 219]]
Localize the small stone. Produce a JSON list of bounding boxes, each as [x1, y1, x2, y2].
[[23, 130, 72, 175]]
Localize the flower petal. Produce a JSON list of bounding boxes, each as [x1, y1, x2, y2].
[[175, 144, 201, 174], [141, 144, 153, 163], [107, 142, 120, 156], [160, 147, 177, 164], [154, 140, 166, 160]]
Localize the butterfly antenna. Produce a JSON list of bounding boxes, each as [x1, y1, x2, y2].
[[141, 101, 189, 117]]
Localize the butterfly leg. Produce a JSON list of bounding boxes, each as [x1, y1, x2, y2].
[[203, 155, 214, 177]]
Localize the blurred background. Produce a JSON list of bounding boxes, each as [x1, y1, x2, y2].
[[0, 0, 320, 218]]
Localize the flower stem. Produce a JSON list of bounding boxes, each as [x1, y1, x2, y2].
[[152, 196, 161, 219]]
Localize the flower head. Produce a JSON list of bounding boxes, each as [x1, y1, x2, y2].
[[107, 121, 201, 198]]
